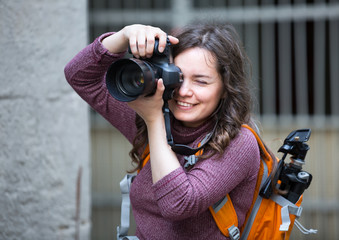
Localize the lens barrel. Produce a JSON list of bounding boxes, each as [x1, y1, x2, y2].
[[106, 58, 157, 102]]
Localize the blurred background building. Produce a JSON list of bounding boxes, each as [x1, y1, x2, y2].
[[88, 0, 339, 240]]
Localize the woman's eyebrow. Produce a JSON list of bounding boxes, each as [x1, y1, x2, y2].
[[192, 74, 211, 79]]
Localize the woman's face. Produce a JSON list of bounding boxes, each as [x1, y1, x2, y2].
[[168, 47, 225, 128]]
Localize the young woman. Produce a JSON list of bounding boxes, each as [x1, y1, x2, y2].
[[65, 23, 261, 239]]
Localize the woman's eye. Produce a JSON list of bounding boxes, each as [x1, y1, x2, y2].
[[195, 80, 208, 85]]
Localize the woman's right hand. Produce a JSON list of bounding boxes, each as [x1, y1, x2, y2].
[[101, 24, 179, 58]]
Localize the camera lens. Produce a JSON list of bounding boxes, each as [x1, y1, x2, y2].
[[106, 58, 156, 102], [118, 64, 145, 96]]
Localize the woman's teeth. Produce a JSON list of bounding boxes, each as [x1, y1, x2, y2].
[[177, 101, 193, 107]]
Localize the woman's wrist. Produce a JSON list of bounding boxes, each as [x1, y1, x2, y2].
[[101, 30, 129, 54]]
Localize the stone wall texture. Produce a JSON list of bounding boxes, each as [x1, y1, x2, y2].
[[0, 1, 90, 239]]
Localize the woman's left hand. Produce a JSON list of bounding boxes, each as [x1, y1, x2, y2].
[[127, 79, 165, 126]]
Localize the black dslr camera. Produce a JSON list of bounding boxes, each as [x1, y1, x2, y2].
[[106, 38, 182, 102], [260, 129, 313, 204]]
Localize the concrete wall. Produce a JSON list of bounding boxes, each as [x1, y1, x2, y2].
[[0, 1, 90, 239]]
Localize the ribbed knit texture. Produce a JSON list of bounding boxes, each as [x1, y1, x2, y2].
[[64, 33, 261, 240]]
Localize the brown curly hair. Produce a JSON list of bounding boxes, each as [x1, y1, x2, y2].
[[129, 22, 256, 172]]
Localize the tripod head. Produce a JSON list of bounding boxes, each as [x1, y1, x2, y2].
[[278, 129, 311, 166]]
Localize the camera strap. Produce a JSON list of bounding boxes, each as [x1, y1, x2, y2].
[[163, 101, 174, 146], [162, 101, 217, 156]]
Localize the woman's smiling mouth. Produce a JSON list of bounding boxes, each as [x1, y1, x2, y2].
[[177, 101, 194, 108]]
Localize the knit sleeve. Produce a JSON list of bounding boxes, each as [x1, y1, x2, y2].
[[151, 127, 260, 225], [64, 33, 137, 143]]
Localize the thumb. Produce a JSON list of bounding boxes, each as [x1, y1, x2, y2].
[[168, 35, 179, 45], [155, 78, 165, 97]]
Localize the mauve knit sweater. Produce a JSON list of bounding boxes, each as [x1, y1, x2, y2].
[[64, 33, 261, 240]]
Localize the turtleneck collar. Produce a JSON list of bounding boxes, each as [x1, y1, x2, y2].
[[170, 116, 216, 145]]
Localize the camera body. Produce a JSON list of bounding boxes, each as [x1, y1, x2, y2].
[[106, 38, 182, 102]]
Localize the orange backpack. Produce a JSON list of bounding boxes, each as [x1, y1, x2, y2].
[[117, 125, 317, 240], [206, 125, 316, 240]]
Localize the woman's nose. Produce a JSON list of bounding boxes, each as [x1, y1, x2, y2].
[[178, 79, 193, 97]]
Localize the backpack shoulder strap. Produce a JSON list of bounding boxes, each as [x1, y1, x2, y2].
[[242, 124, 274, 170], [209, 194, 240, 239], [208, 125, 274, 239], [239, 125, 276, 239]]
